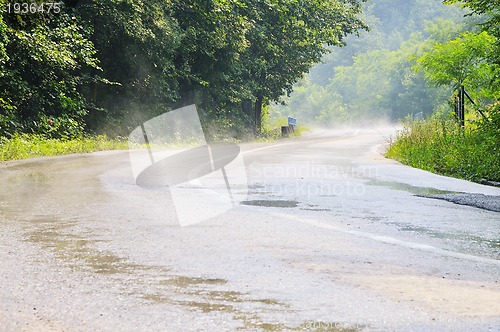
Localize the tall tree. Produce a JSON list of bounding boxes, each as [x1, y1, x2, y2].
[[240, 0, 367, 132], [1, 0, 368, 138], [444, 0, 500, 94], [73, 0, 184, 134], [0, 1, 99, 138], [417, 31, 497, 101]]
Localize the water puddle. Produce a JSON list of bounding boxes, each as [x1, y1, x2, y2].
[[24, 215, 291, 330], [397, 224, 500, 259], [143, 283, 288, 329], [301, 206, 332, 212], [160, 276, 227, 287], [366, 180, 458, 195], [367, 181, 500, 212], [298, 321, 362, 331], [26, 217, 171, 275], [301, 208, 332, 212], [241, 200, 299, 208], [176, 300, 234, 313], [7, 171, 53, 184], [22, 212, 358, 331]]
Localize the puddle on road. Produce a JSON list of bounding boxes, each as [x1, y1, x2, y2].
[[160, 276, 227, 287], [300, 208, 332, 212], [397, 224, 500, 259], [366, 180, 459, 195], [24, 215, 295, 330], [175, 300, 234, 313], [26, 217, 171, 275], [398, 224, 500, 248], [298, 321, 362, 332], [24, 219, 363, 332], [419, 193, 500, 213], [143, 291, 359, 332], [241, 200, 299, 208], [7, 171, 53, 184], [143, 279, 290, 330]]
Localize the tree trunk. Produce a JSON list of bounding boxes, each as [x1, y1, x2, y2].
[[242, 99, 253, 126], [254, 95, 263, 135]]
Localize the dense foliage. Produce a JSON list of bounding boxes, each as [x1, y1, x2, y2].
[[0, 0, 99, 138], [386, 104, 500, 182], [387, 0, 500, 183], [0, 0, 367, 139], [271, 0, 482, 124]]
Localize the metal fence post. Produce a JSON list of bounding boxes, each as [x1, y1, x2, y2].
[[460, 85, 465, 128]]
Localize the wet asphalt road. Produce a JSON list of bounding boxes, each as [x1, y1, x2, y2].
[[0, 127, 499, 331]]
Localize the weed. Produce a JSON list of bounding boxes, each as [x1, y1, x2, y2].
[[387, 112, 500, 182], [0, 134, 128, 162]]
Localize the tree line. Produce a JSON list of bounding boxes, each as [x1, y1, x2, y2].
[[0, 0, 367, 139], [384, 0, 500, 182], [273, 0, 499, 125]]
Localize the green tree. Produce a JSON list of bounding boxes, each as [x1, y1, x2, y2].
[[1, 0, 368, 138], [0, 3, 99, 138], [444, 0, 500, 95], [273, 0, 470, 124], [238, 0, 367, 133], [168, 0, 254, 137], [444, 0, 500, 37], [73, 0, 184, 135], [417, 31, 497, 100]]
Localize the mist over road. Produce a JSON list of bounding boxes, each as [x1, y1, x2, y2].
[[1, 127, 499, 331]]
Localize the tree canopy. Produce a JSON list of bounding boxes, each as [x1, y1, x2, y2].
[[271, 0, 500, 124], [418, 31, 497, 92], [0, 0, 367, 138]]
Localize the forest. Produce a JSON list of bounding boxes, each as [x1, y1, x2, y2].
[[268, 0, 499, 182], [0, 0, 367, 139], [271, 0, 499, 125], [0, 0, 499, 181]]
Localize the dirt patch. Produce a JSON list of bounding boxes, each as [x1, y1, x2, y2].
[[241, 200, 299, 208], [344, 274, 500, 317]]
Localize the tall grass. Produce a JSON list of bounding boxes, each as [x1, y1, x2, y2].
[[387, 116, 500, 182], [0, 120, 307, 162], [261, 115, 309, 141], [0, 134, 129, 162]]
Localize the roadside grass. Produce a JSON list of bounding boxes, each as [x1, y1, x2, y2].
[[0, 116, 310, 162], [260, 115, 309, 141], [0, 134, 129, 162], [290, 124, 310, 137], [386, 116, 500, 182]]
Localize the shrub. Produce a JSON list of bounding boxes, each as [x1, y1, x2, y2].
[[387, 110, 500, 182]]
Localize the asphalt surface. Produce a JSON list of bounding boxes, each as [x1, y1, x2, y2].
[[418, 194, 500, 213], [0, 127, 499, 331]]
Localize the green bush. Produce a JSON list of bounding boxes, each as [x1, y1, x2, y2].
[[387, 109, 500, 182], [0, 134, 128, 162]]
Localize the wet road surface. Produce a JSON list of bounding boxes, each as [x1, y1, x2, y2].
[[0, 127, 499, 331]]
